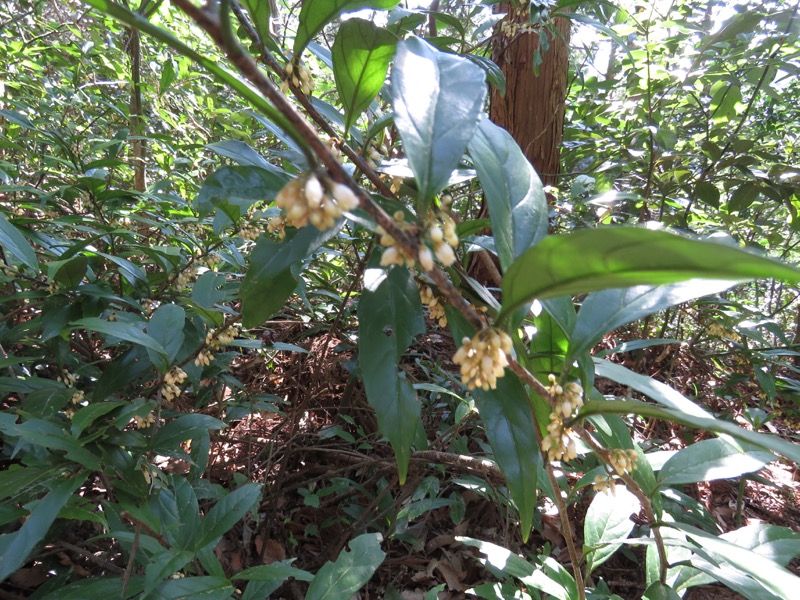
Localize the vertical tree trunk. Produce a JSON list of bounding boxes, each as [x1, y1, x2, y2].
[[489, 6, 571, 187], [126, 26, 146, 193]]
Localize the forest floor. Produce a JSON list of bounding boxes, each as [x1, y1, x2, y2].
[[5, 322, 799, 599]]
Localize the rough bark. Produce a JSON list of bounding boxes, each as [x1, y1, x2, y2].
[[489, 6, 571, 187]]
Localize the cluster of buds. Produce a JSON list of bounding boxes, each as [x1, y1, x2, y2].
[[425, 211, 459, 268], [134, 412, 156, 429], [593, 474, 617, 495], [542, 412, 578, 462], [237, 221, 261, 242], [593, 450, 638, 495], [161, 366, 187, 401], [706, 322, 741, 342], [275, 175, 359, 232], [378, 211, 416, 268], [324, 136, 343, 161], [452, 328, 513, 391], [268, 214, 287, 239], [420, 285, 447, 328], [283, 61, 315, 95], [195, 349, 213, 368], [206, 324, 240, 350], [70, 390, 85, 405], [173, 268, 195, 290], [57, 369, 77, 386], [1, 264, 18, 277], [500, 18, 536, 38], [547, 374, 584, 417]]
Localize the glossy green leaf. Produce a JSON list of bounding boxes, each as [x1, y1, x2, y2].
[[294, 0, 400, 57], [584, 485, 641, 574], [196, 483, 261, 550], [332, 19, 396, 132], [658, 438, 774, 486], [240, 0, 274, 49], [241, 223, 342, 327], [0, 214, 39, 273], [149, 414, 227, 453], [569, 280, 737, 361], [71, 317, 168, 359], [305, 533, 385, 599], [468, 117, 547, 271], [446, 307, 538, 540], [471, 375, 539, 543], [147, 304, 186, 369], [206, 140, 285, 174], [236, 560, 314, 582], [358, 267, 424, 483], [195, 165, 288, 229], [152, 576, 233, 599], [391, 36, 486, 208], [499, 228, 800, 322], [643, 582, 682, 600], [0, 474, 86, 581], [694, 181, 720, 208], [672, 522, 800, 600], [579, 398, 800, 465]]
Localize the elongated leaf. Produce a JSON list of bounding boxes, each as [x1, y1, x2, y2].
[[658, 438, 774, 486], [643, 582, 682, 600], [195, 165, 288, 230], [471, 375, 539, 543], [149, 414, 227, 453], [498, 228, 800, 322], [305, 533, 385, 599], [446, 307, 538, 540], [467, 117, 547, 271], [0, 475, 86, 581], [196, 483, 261, 549], [358, 268, 424, 483], [0, 214, 39, 272], [152, 576, 233, 599], [235, 561, 314, 582], [391, 37, 486, 207], [579, 399, 800, 465], [672, 522, 800, 600], [569, 280, 737, 361], [294, 0, 400, 56], [333, 19, 396, 131], [584, 485, 640, 574], [147, 304, 186, 369], [206, 140, 285, 174], [241, 223, 342, 327], [70, 317, 167, 359]]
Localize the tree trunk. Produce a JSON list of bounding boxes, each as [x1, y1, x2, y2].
[[489, 6, 571, 187]]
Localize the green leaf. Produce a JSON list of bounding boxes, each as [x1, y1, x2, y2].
[[206, 140, 285, 174], [358, 267, 425, 483], [584, 485, 641, 574], [195, 165, 288, 230], [391, 37, 486, 208], [471, 375, 539, 543], [467, 117, 547, 271], [196, 483, 261, 549], [671, 522, 800, 600], [498, 228, 800, 322], [332, 19, 397, 132], [241, 223, 342, 327], [579, 399, 800, 466], [51, 256, 89, 288], [71, 401, 127, 437], [305, 533, 386, 600], [643, 582, 682, 600], [149, 415, 227, 453], [722, 524, 800, 567], [147, 304, 186, 369], [151, 576, 234, 599], [569, 281, 737, 361], [694, 181, 720, 208], [235, 560, 314, 583], [240, 0, 275, 50], [0, 214, 39, 273], [71, 317, 168, 359], [294, 0, 401, 57], [658, 438, 774, 486], [145, 550, 195, 596], [0, 474, 86, 581]]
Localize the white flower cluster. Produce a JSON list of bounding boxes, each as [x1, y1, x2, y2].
[[161, 366, 187, 401], [134, 412, 156, 429], [378, 211, 415, 268], [174, 268, 195, 290], [2, 264, 18, 277], [206, 324, 240, 350], [237, 221, 261, 241], [500, 18, 536, 38], [275, 176, 359, 232], [542, 376, 584, 462], [57, 369, 77, 386], [425, 212, 459, 268], [283, 61, 315, 96], [420, 285, 447, 328], [453, 328, 513, 391], [194, 349, 213, 367], [592, 450, 638, 495]]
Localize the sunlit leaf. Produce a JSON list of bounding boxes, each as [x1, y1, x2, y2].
[[305, 533, 385, 599], [332, 19, 396, 131], [584, 485, 641, 574]]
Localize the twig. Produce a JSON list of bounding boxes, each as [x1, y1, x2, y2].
[[58, 541, 125, 575]]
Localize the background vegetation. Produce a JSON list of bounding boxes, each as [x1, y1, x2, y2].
[[1, 0, 799, 598]]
